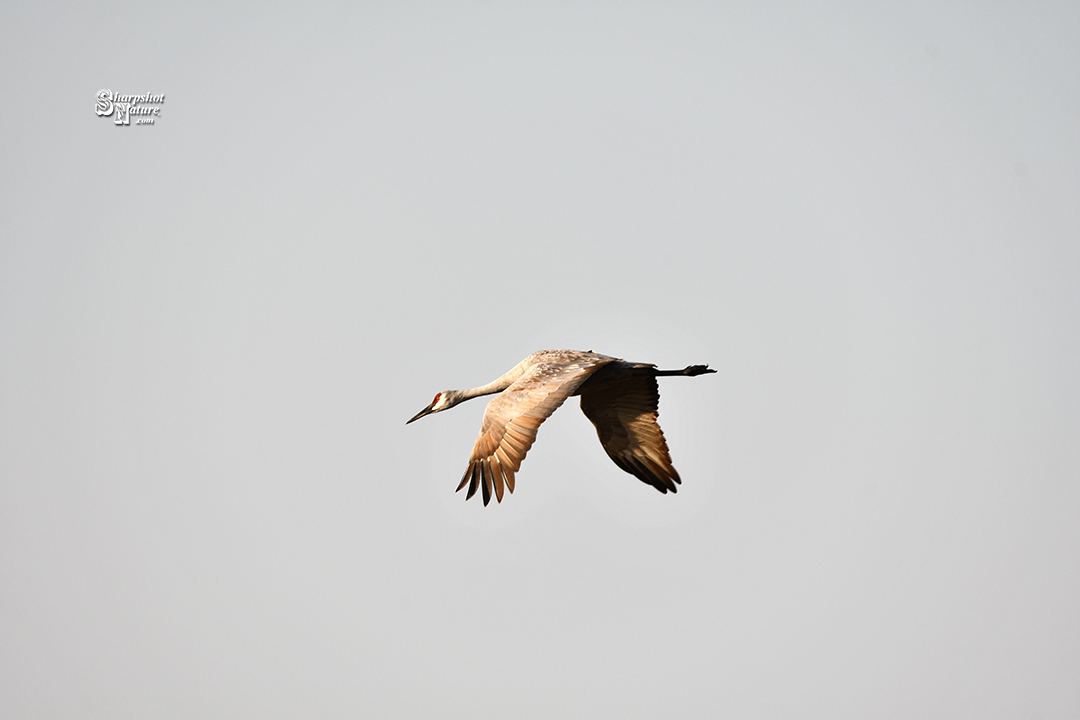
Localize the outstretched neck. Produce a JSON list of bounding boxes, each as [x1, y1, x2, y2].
[[453, 364, 526, 403], [458, 376, 514, 401]]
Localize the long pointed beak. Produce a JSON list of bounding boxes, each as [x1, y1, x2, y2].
[[406, 403, 436, 425]]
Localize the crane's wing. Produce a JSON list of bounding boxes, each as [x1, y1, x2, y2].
[[579, 373, 681, 493], [459, 358, 611, 505]]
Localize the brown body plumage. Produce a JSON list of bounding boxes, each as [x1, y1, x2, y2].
[[406, 350, 716, 505]]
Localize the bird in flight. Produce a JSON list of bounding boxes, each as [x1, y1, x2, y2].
[[407, 349, 716, 505]]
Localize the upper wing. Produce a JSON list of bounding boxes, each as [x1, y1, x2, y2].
[[458, 357, 611, 505], [579, 373, 681, 493]]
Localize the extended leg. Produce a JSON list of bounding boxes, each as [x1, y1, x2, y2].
[[654, 365, 716, 377]]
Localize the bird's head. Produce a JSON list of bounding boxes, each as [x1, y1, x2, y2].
[[406, 390, 462, 424]]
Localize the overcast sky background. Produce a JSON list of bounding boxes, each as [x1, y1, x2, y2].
[[2, 2, 1078, 718]]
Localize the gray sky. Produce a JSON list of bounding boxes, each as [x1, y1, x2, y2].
[[2, 2, 1078, 717]]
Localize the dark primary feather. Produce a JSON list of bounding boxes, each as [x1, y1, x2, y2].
[[579, 370, 681, 493]]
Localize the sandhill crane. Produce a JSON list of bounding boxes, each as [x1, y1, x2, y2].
[[406, 349, 716, 505]]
